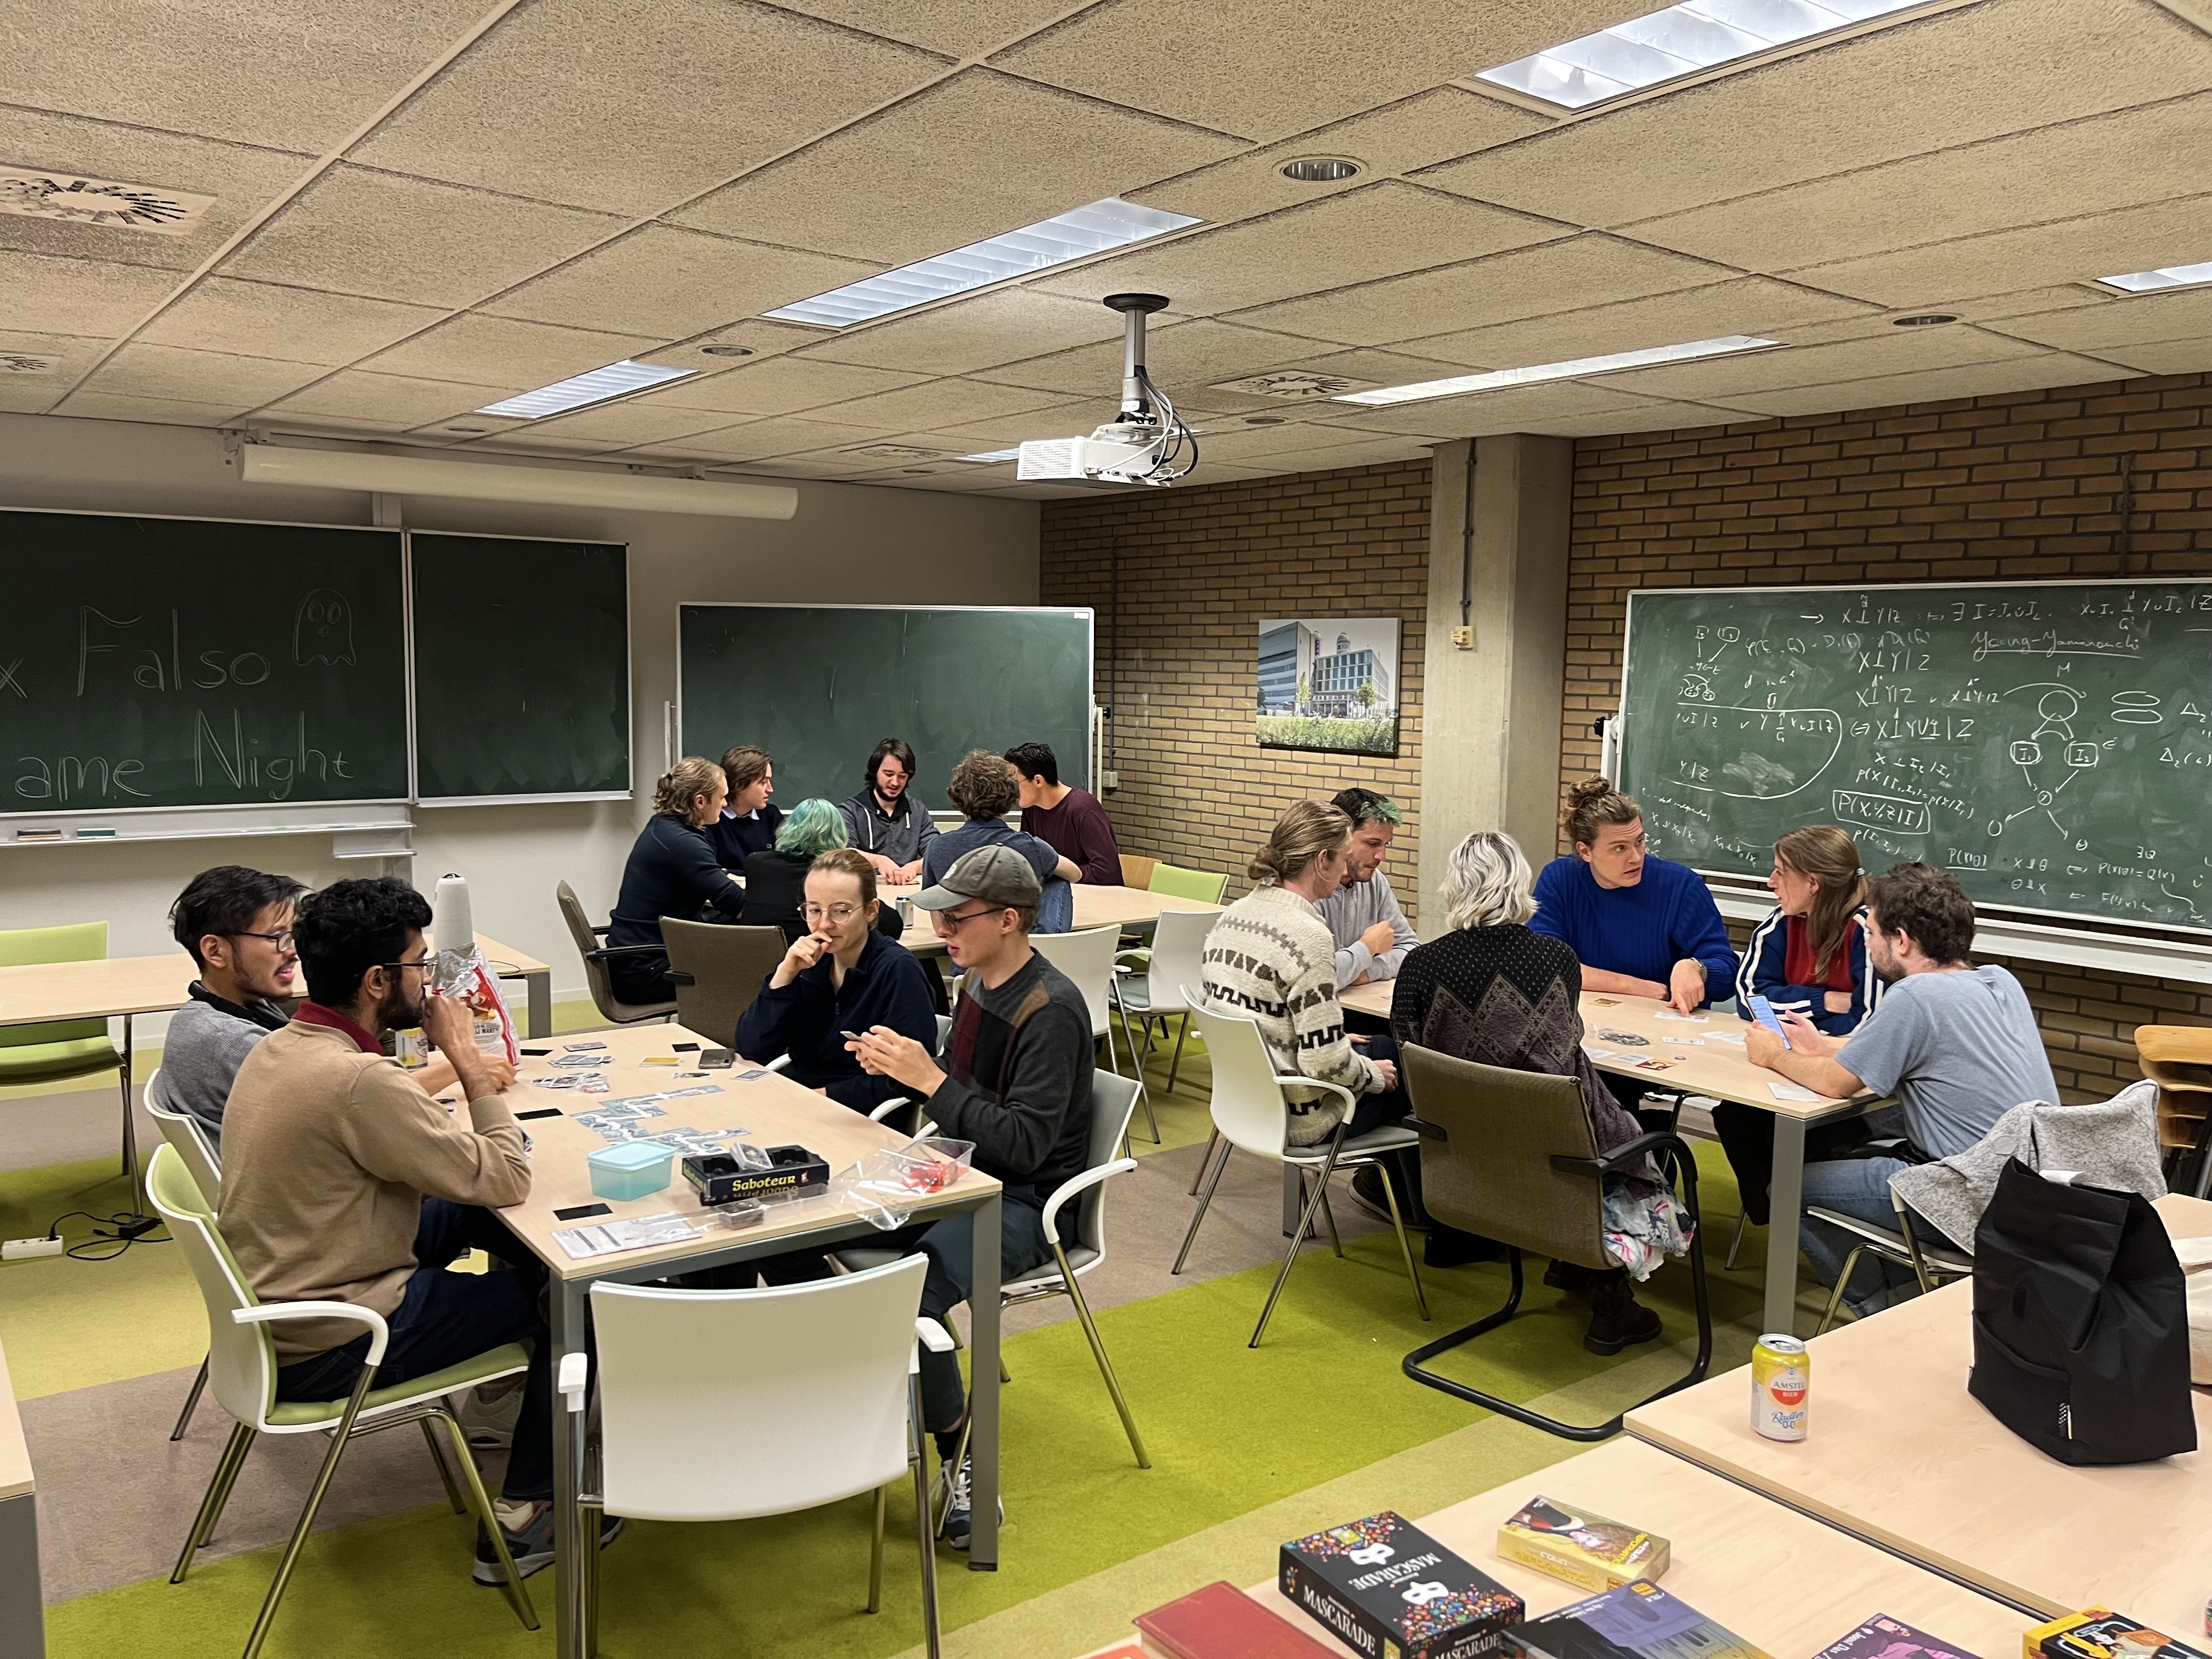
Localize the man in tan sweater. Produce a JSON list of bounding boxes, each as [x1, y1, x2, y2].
[[220, 877, 600, 1582]]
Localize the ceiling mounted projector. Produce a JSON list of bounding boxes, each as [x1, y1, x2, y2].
[[1018, 294, 1197, 488]]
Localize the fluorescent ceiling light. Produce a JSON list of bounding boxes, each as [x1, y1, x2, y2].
[[477, 360, 695, 419], [2097, 259, 2212, 294], [1334, 335, 1780, 407], [765, 199, 1201, 329], [1479, 0, 1933, 110], [958, 448, 1023, 463]]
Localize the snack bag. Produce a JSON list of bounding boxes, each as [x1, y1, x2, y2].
[[422, 872, 520, 1066]]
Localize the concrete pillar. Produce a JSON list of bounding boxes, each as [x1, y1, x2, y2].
[[1417, 433, 1573, 928]]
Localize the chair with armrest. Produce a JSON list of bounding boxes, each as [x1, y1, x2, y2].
[[567, 1256, 945, 1657], [146, 1145, 537, 1658], [145, 1067, 224, 1442], [1803, 1191, 1974, 1335], [0, 919, 131, 1172], [1173, 996, 1427, 1346], [556, 881, 676, 1025], [1396, 1043, 1712, 1441], [660, 918, 787, 1043]]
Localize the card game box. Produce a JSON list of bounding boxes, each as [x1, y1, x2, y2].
[[681, 1143, 829, 1205], [1497, 1495, 1669, 1592], [1503, 1580, 1771, 1659], [1814, 1614, 1982, 1659], [2028, 1611, 2212, 1659], [1280, 1511, 1524, 1659]]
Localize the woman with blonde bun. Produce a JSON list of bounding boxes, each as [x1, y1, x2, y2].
[[605, 756, 748, 1004]]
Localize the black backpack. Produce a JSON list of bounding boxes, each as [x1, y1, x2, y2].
[[1968, 1156, 2194, 1465]]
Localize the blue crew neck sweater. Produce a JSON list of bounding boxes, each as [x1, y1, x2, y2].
[[1528, 854, 1739, 1003]]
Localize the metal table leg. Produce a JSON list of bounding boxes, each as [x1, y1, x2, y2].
[[526, 970, 552, 1041], [967, 1191, 1002, 1571], [1764, 1114, 1808, 1336], [120, 1014, 145, 1216], [552, 1280, 587, 1659]]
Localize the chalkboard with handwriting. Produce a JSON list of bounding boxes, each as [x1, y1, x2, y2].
[[0, 510, 409, 812], [1617, 580, 2212, 931]]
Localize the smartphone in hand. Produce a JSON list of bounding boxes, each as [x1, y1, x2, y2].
[[1746, 994, 1792, 1049]]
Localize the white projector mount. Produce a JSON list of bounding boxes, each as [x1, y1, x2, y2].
[[1017, 293, 1197, 487]]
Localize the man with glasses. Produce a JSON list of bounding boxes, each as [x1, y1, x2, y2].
[[219, 877, 606, 1583], [164, 866, 511, 1151], [733, 848, 936, 1115]]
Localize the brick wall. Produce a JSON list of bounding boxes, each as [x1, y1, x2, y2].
[[1565, 370, 2212, 1100], [1040, 460, 1430, 918]]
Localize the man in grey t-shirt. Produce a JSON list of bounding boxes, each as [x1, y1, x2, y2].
[[1745, 862, 2057, 1314]]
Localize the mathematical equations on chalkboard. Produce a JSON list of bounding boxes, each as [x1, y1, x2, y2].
[[1619, 581, 2212, 932]]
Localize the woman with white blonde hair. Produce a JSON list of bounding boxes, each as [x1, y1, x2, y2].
[[1390, 828, 1684, 1356]]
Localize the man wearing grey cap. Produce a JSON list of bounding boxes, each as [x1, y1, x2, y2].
[[847, 843, 1094, 1550]]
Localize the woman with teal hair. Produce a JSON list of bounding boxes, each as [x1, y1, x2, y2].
[[740, 798, 904, 942]]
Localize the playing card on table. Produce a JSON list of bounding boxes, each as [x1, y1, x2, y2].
[[552, 1054, 612, 1069]]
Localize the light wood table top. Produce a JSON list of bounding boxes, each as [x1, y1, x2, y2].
[[900, 883, 1221, 956], [0, 1336, 30, 1503], [1627, 1192, 2212, 1626], [0, 932, 547, 1027], [1084, 1437, 2032, 1659], [494, 1020, 1000, 1282]]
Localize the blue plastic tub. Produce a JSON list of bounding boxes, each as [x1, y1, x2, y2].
[[588, 1140, 675, 1201]]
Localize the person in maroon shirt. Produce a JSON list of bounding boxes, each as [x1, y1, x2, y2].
[[1006, 742, 1121, 885]]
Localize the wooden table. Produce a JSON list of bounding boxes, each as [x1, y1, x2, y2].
[[497, 1020, 1005, 1658], [1343, 983, 1881, 1336], [1627, 1193, 2212, 1629], [0, 1337, 40, 1658], [900, 884, 1222, 956], [1085, 1437, 2033, 1659]]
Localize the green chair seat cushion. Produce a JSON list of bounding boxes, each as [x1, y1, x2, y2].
[[1147, 864, 1228, 902], [266, 1342, 533, 1426], [0, 1034, 120, 1084]]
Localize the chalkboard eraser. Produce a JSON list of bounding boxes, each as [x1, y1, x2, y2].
[[72, 827, 117, 838], [14, 829, 63, 843]]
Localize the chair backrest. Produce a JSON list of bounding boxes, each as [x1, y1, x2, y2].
[[1183, 994, 1297, 1160], [145, 1144, 280, 1428], [1149, 864, 1229, 904], [1029, 926, 1118, 1039], [1074, 1070, 1141, 1259], [661, 919, 787, 1043], [144, 1067, 223, 1205], [1147, 907, 1220, 1001], [0, 920, 108, 1048], [1118, 854, 1159, 890], [1398, 1043, 1611, 1270], [556, 881, 623, 1021], [589, 1254, 928, 1523]]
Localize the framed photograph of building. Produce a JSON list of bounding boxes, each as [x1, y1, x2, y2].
[[1256, 617, 1400, 755]]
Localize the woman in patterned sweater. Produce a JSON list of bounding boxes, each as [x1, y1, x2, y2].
[[1390, 830, 1669, 1356]]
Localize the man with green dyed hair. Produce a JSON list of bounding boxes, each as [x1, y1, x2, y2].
[[1318, 786, 1417, 991]]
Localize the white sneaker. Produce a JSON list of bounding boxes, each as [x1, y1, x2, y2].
[[453, 1379, 524, 1448]]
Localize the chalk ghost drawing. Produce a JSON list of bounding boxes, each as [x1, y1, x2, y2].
[[294, 589, 356, 665]]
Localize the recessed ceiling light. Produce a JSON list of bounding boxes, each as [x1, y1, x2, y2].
[[1334, 335, 1781, 407], [476, 360, 695, 419], [1479, 0, 1938, 111], [1891, 313, 1959, 327], [699, 344, 755, 358], [1281, 158, 1359, 182], [764, 198, 1201, 329], [2097, 259, 2212, 294], [1243, 415, 1288, 425], [958, 448, 1023, 463]]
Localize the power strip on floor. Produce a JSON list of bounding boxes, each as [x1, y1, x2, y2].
[[3, 1237, 64, 1261]]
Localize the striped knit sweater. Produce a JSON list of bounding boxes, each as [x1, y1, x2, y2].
[[1200, 882, 1385, 1145]]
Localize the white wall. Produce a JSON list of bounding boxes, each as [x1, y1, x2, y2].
[[0, 414, 1040, 1005]]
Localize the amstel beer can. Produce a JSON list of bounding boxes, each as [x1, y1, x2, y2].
[[1751, 1334, 1810, 1441]]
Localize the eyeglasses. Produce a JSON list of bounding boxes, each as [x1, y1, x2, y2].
[[377, 955, 435, 974], [934, 906, 1004, 932], [234, 929, 296, 951], [802, 903, 863, 923]]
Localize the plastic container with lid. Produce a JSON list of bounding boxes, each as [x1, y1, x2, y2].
[[587, 1139, 675, 1201]]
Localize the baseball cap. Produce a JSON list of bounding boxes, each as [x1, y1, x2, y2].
[[913, 844, 1043, 911]]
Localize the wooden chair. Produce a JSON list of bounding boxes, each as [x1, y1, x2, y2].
[[1397, 1043, 1712, 1441], [2138, 1025, 2212, 1198], [1117, 854, 1158, 890], [661, 919, 787, 1045], [556, 881, 676, 1024]]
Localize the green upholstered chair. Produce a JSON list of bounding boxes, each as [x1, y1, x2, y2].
[[0, 919, 123, 1091], [1146, 863, 1229, 904]]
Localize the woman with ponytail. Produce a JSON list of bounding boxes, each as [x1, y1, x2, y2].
[[605, 757, 748, 1005]]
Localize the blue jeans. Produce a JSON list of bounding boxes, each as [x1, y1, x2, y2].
[[273, 1199, 553, 1500], [1798, 1156, 1939, 1315], [873, 1193, 1056, 1433]]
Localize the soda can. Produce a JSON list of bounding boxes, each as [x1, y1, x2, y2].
[[1751, 1334, 1810, 1441]]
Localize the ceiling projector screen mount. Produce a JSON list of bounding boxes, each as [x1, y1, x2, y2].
[[1018, 292, 1198, 488], [236, 443, 799, 520]]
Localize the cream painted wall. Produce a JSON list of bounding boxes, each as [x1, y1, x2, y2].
[[0, 414, 1040, 1010]]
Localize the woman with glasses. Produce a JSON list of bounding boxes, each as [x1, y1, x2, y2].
[[738, 798, 906, 945], [733, 848, 938, 1114]]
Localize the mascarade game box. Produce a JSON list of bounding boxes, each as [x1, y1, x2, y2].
[[1280, 1511, 1525, 1659]]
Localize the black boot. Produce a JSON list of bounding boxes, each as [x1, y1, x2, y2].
[[1583, 1271, 1663, 1355], [1423, 1223, 1505, 1268]]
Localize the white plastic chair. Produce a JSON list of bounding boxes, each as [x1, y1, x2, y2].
[[1034, 926, 1153, 1141], [1114, 906, 1219, 1093], [565, 1255, 947, 1657], [1172, 993, 1429, 1347], [146, 1146, 537, 1657], [146, 1067, 225, 1441]]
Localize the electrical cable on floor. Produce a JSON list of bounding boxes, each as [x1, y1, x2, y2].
[[37, 1207, 170, 1261]]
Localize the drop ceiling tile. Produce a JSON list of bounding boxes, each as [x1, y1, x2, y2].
[[970, 318, 1327, 395], [349, 0, 946, 215], [139, 278, 445, 364], [55, 390, 257, 425], [483, 227, 881, 340], [1936, 286, 2114, 324], [0, 0, 492, 150], [1781, 193, 2212, 310], [0, 330, 110, 380], [645, 416, 894, 461], [1260, 345, 1493, 387], [1130, 88, 1551, 225], [216, 165, 624, 308], [2094, 338, 2212, 376], [1418, 0, 2212, 228], [988, 0, 1642, 140], [0, 382, 62, 414], [1532, 400, 1755, 438], [1036, 180, 1570, 317], [1589, 324, 2042, 401], [803, 377, 1085, 432], [263, 369, 526, 429], [651, 357, 929, 415], [1327, 380, 1666, 439], [1230, 233, 1737, 347], [1624, 94, 2212, 275], [763, 0, 1080, 58], [498, 400, 737, 447], [672, 68, 1243, 264], [1396, 277, 1880, 370], [803, 287, 1125, 375], [1985, 287, 2212, 353], [0, 250, 176, 336], [652, 321, 837, 368], [359, 314, 658, 388], [898, 397, 1113, 448], [1714, 352, 2138, 417], [70, 341, 326, 406]]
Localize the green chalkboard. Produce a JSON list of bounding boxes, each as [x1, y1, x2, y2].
[[1617, 580, 2212, 932], [0, 509, 408, 812], [679, 605, 1092, 806], [411, 533, 629, 802]]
